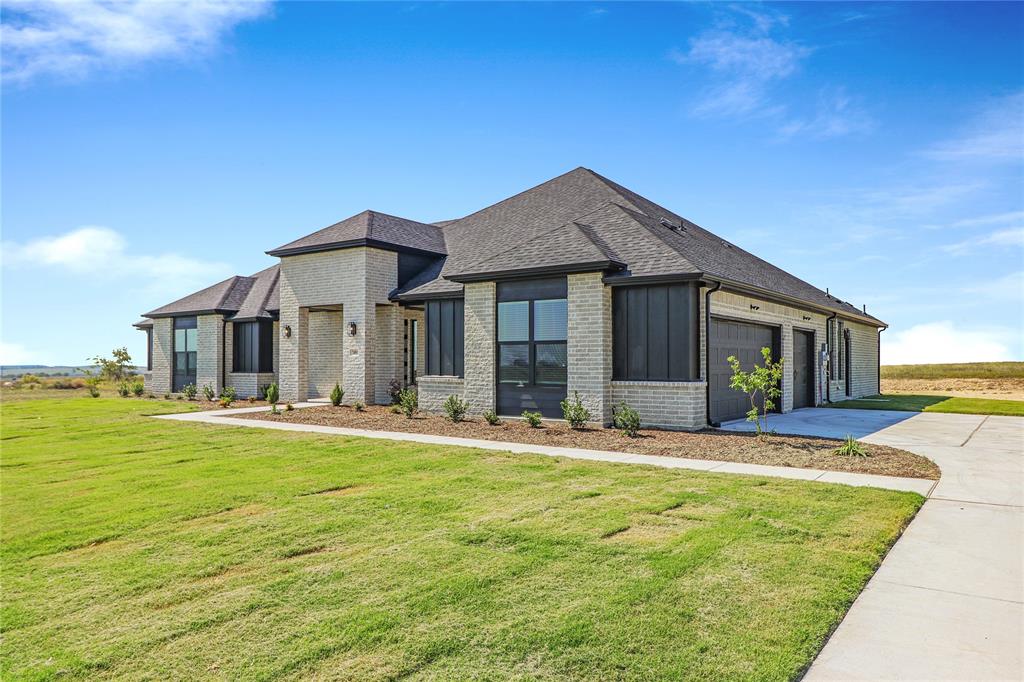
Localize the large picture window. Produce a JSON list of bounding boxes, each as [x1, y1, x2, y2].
[[497, 298, 568, 386], [232, 321, 274, 373], [426, 299, 464, 377], [612, 283, 699, 381]]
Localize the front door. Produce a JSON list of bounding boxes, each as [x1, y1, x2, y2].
[[496, 278, 568, 418], [792, 329, 814, 409], [173, 316, 198, 392]]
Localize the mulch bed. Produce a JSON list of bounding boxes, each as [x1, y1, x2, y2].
[[234, 405, 940, 480]]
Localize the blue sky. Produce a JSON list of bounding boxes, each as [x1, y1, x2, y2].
[[2, 1, 1022, 366]]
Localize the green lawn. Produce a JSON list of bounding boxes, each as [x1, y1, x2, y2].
[[827, 393, 1024, 417], [880, 361, 1024, 379], [2, 397, 923, 680]]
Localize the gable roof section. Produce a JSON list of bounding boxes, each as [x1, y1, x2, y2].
[[267, 210, 446, 257], [142, 265, 279, 319]]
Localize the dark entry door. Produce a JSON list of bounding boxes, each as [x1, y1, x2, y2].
[[708, 317, 778, 424], [496, 278, 568, 418], [792, 329, 815, 409]]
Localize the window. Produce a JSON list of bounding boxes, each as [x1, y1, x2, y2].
[[232, 321, 273, 373], [497, 296, 568, 386], [612, 283, 699, 381], [173, 316, 198, 392], [146, 329, 153, 371], [407, 319, 419, 384], [426, 299, 464, 377]]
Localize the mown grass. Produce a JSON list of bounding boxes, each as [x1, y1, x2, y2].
[[1, 397, 923, 680], [828, 394, 1024, 417], [880, 361, 1024, 380]]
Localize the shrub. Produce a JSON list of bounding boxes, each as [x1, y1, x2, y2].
[[147, 393, 155, 399], [176, 395, 184, 401], [163, 393, 171, 400], [18, 373, 41, 385], [353, 400, 365, 411], [264, 382, 280, 407], [218, 397, 233, 408], [522, 411, 543, 428], [612, 401, 642, 437], [117, 382, 131, 398], [90, 347, 133, 383], [388, 378, 403, 405], [131, 380, 144, 397], [220, 386, 237, 402], [258, 384, 271, 400], [87, 385, 101, 398], [202, 384, 216, 402], [330, 382, 344, 407], [52, 378, 85, 390], [443, 394, 468, 422], [285, 403, 294, 411], [726, 347, 784, 436], [560, 391, 591, 429], [248, 396, 257, 403], [833, 435, 868, 457], [398, 388, 418, 418], [483, 409, 500, 426], [182, 383, 198, 400], [390, 405, 403, 415]]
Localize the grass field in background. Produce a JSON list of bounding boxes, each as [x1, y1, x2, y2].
[[880, 362, 1024, 380], [2, 396, 923, 680], [827, 394, 1024, 417]]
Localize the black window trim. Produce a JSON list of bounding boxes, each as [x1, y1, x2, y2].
[[496, 297, 568, 388], [232, 320, 273, 374], [425, 299, 464, 377]]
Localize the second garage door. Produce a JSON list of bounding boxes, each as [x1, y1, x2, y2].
[[708, 318, 779, 424]]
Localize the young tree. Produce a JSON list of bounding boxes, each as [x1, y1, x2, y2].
[[726, 347, 784, 436], [90, 347, 133, 383]]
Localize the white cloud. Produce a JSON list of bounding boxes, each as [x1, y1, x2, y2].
[[962, 271, 1024, 303], [923, 92, 1024, 163], [1, 0, 271, 83], [0, 341, 51, 366], [777, 87, 874, 140], [883, 321, 1020, 365], [942, 227, 1024, 255], [1, 225, 233, 297], [951, 210, 1024, 229]]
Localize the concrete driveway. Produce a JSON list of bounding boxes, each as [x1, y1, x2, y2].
[[722, 408, 1024, 680]]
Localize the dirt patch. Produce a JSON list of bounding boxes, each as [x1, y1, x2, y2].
[[883, 377, 1024, 401], [233, 405, 940, 480]]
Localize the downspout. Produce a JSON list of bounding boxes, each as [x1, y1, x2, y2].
[[704, 280, 722, 427], [877, 327, 885, 395], [825, 312, 837, 404], [221, 318, 227, 394]]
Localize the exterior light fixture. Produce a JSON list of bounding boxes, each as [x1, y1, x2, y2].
[[283, 325, 292, 338], [347, 322, 357, 337]]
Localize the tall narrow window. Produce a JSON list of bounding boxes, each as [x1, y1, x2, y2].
[[425, 299, 464, 377], [146, 329, 153, 371], [837, 321, 845, 380], [232, 321, 273, 373], [173, 316, 198, 392]]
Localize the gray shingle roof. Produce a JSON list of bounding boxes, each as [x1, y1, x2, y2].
[[142, 265, 279, 319], [267, 210, 446, 257]]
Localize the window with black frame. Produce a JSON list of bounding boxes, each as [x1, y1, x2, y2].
[[232, 321, 273, 373], [425, 299, 464, 377], [173, 316, 198, 392], [496, 278, 568, 418]]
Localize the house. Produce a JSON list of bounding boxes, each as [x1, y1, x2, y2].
[[134, 167, 885, 428]]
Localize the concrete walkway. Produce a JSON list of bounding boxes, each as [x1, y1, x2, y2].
[[724, 408, 1024, 681], [154, 406, 935, 495]]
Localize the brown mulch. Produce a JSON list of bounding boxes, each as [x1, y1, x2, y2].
[[234, 405, 940, 480], [882, 377, 1024, 401]]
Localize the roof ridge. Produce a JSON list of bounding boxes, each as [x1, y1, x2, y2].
[[441, 166, 591, 229], [462, 220, 588, 271], [570, 220, 625, 265], [214, 276, 244, 309]]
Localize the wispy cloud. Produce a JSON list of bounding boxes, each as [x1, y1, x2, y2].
[[923, 91, 1024, 163], [1, 0, 271, 83], [942, 228, 1024, 255], [1, 226, 234, 297], [883, 320, 1018, 365], [950, 210, 1024, 229], [777, 87, 874, 140]]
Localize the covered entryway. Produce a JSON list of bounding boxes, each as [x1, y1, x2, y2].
[[708, 317, 779, 424], [793, 329, 815, 409]]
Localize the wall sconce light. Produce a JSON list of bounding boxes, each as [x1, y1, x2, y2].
[[283, 325, 292, 338], [347, 322, 358, 337]]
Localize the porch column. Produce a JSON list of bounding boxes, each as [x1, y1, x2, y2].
[[374, 304, 403, 404], [463, 281, 496, 415], [196, 314, 225, 396], [279, 305, 309, 402], [567, 272, 613, 424], [342, 299, 375, 404]]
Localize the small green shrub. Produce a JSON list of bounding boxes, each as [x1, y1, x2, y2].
[[388, 378, 403, 405], [163, 393, 171, 400], [220, 386, 237, 402], [87, 386, 100, 398], [560, 391, 591, 429], [398, 388, 418, 418], [612, 401, 642, 437], [176, 395, 184, 401], [146, 393, 155, 399], [218, 397, 233, 408], [390, 405, 403, 414], [248, 396, 257, 403], [353, 400, 365, 411], [131, 380, 144, 397], [443, 394, 468, 422], [202, 384, 216, 402], [522, 411, 543, 428], [833, 435, 868, 457], [285, 403, 294, 411], [264, 382, 279, 407], [330, 382, 344, 407], [483, 409, 500, 426], [117, 382, 130, 398], [182, 383, 198, 400]]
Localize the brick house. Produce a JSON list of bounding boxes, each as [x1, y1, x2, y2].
[[135, 168, 885, 428]]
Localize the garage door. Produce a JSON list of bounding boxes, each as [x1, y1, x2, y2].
[[793, 329, 815, 409], [709, 318, 778, 424]]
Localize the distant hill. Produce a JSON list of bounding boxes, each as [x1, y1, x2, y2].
[[0, 365, 144, 378]]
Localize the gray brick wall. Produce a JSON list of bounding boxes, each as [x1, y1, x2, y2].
[[374, 304, 403, 404], [567, 272, 613, 423], [307, 310, 343, 399], [418, 376, 465, 413], [148, 318, 172, 394], [610, 381, 706, 430], [462, 281, 495, 415], [196, 314, 224, 396]]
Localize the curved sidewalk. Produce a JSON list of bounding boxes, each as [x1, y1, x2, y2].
[[154, 405, 935, 495]]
